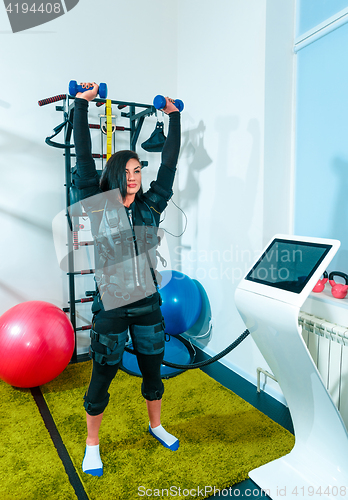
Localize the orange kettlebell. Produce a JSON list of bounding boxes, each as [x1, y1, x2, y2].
[[329, 271, 348, 299], [312, 271, 328, 293]]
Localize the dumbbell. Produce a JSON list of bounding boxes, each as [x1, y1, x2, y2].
[[69, 80, 108, 99], [153, 95, 184, 112]]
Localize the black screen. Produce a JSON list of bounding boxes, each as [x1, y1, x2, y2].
[[245, 239, 331, 293]]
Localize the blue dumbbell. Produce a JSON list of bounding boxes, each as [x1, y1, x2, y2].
[[69, 80, 108, 99], [153, 95, 184, 112]]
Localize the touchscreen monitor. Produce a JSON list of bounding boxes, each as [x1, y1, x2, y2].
[[245, 238, 331, 293]]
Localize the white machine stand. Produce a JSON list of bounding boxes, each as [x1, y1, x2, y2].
[[235, 235, 348, 500]]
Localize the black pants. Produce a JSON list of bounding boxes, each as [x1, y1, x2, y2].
[[84, 307, 165, 416]]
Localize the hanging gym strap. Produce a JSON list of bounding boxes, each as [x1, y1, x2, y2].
[[124, 328, 250, 370], [45, 117, 75, 149], [105, 99, 112, 161]]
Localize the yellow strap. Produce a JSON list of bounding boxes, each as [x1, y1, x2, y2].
[[105, 99, 112, 161]]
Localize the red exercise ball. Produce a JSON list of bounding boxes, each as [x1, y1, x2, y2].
[[0, 301, 75, 388]]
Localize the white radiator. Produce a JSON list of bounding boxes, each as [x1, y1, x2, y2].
[[299, 311, 348, 429]]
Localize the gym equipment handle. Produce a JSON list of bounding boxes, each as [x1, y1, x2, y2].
[[153, 95, 184, 112], [38, 94, 67, 107], [69, 80, 108, 99]]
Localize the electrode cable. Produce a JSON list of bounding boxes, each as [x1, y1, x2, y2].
[[124, 328, 250, 370]]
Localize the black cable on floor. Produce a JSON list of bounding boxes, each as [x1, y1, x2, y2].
[[125, 329, 251, 370], [31, 386, 89, 500]]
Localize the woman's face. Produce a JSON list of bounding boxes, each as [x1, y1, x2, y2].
[[125, 158, 142, 196]]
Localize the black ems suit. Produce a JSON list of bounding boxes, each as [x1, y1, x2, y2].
[[73, 98, 180, 416]]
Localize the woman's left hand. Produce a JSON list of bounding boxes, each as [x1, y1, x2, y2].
[[162, 97, 179, 114]]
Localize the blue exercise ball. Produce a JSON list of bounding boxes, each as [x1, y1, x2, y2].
[[159, 270, 202, 336]]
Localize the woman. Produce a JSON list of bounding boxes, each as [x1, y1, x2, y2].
[[73, 83, 181, 477]]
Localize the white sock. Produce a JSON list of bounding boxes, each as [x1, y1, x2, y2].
[[149, 424, 179, 451], [82, 444, 103, 476]]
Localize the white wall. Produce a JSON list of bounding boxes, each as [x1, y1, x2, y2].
[[0, 0, 179, 320], [0, 0, 295, 400], [175, 0, 295, 401]]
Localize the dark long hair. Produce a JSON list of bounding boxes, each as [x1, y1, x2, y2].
[[99, 150, 143, 199]]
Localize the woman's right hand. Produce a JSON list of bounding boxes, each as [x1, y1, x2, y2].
[[76, 82, 99, 101]]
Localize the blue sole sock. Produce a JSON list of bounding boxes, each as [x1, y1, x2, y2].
[[82, 444, 103, 477], [149, 424, 179, 451]]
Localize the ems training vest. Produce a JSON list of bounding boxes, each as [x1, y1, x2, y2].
[[86, 196, 160, 305]]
